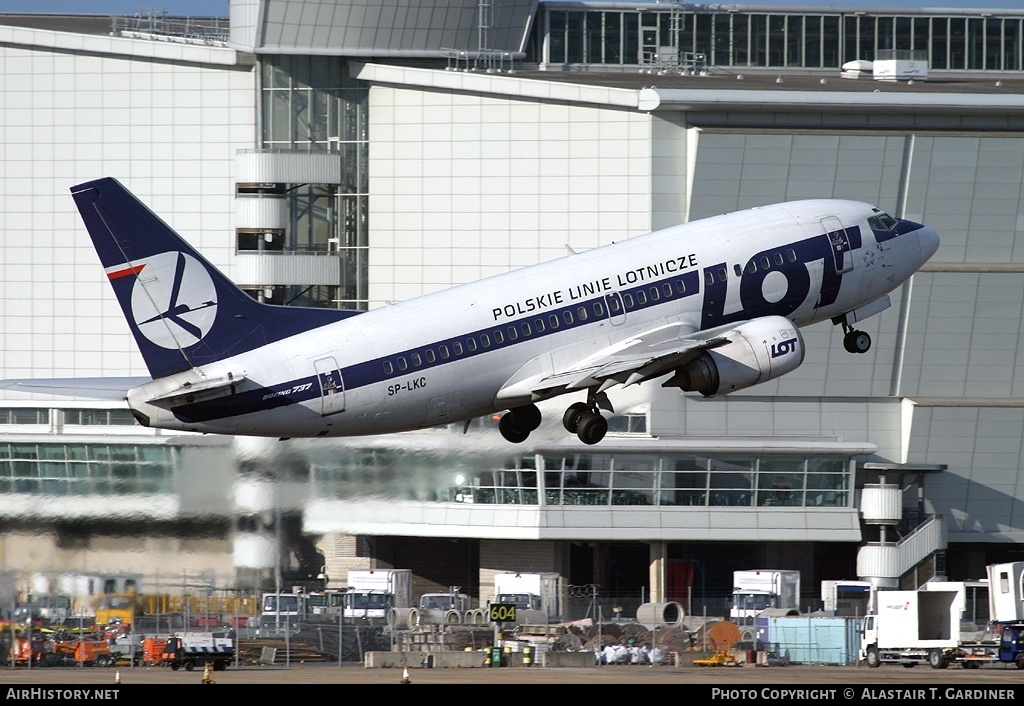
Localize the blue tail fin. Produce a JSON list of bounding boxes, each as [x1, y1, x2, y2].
[[71, 177, 358, 379]]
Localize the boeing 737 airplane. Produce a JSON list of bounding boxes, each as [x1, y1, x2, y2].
[[0, 177, 939, 445]]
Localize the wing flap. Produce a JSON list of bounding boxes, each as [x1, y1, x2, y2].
[[497, 320, 731, 403]]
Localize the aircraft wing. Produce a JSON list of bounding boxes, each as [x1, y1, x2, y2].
[[499, 321, 730, 402], [0, 377, 150, 401]]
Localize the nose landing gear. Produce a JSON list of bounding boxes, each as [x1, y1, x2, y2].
[[842, 324, 871, 354]]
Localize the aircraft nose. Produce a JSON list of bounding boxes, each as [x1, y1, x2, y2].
[[918, 225, 940, 263]]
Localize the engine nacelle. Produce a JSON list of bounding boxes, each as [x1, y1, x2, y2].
[[664, 315, 805, 397]]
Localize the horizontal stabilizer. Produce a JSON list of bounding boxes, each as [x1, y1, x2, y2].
[[0, 377, 149, 401]]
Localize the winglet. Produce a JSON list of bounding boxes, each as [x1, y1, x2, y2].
[[71, 178, 359, 379]]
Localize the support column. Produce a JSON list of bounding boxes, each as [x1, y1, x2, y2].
[[648, 542, 667, 603]]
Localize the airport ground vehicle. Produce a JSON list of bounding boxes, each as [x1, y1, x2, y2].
[[492, 572, 563, 623], [160, 634, 233, 671], [413, 589, 471, 625], [821, 579, 871, 617], [860, 587, 999, 669], [344, 569, 413, 621], [731, 569, 801, 625]]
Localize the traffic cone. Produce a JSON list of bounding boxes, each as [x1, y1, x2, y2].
[[401, 666, 411, 684], [202, 662, 214, 684], [114, 670, 120, 684]]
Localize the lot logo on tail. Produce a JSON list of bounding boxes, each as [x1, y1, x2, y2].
[[109, 251, 218, 349]]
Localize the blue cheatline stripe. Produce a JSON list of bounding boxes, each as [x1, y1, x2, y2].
[[170, 269, 702, 423]]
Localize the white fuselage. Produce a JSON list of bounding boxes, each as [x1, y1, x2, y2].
[[126, 199, 935, 437]]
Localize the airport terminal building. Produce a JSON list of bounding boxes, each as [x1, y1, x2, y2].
[[1, 0, 1024, 616]]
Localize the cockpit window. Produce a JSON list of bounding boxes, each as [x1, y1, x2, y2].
[[869, 209, 900, 242]]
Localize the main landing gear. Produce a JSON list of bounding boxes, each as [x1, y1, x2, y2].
[[562, 401, 608, 446], [498, 403, 542, 443], [841, 323, 871, 354], [497, 397, 611, 446]]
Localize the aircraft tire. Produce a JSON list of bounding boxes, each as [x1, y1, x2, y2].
[[562, 402, 589, 433], [498, 413, 530, 443], [511, 403, 542, 432], [576, 412, 608, 445], [844, 330, 871, 354]]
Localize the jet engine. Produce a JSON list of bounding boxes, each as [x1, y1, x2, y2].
[[663, 315, 805, 397]]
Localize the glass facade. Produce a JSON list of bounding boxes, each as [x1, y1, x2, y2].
[[530, 3, 1024, 72], [0, 443, 176, 495], [311, 446, 853, 508], [257, 56, 370, 310]]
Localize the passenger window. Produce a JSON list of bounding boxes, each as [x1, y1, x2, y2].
[[507, 327, 518, 341], [467, 338, 478, 352], [397, 357, 408, 371], [593, 301, 605, 317], [609, 297, 622, 312], [718, 267, 728, 281], [411, 352, 422, 366], [521, 322, 531, 336], [787, 248, 797, 262], [577, 306, 588, 321], [649, 286, 660, 301], [563, 311, 573, 325], [480, 333, 491, 348], [774, 252, 784, 265], [453, 341, 464, 355], [494, 330, 505, 344], [636, 290, 647, 305], [549, 314, 560, 329], [734, 264, 742, 277], [746, 261, 757, 273], [535, 319, 545, 333], [622, 293, 634, 309], [662, 283, 673, 298], [383, 361, 394, 375], [704, 270, 715, 285], [439, 345, 450, 360], [676, 280, 686, 294], [425, 349, 436, 363], [760, 255, 770, 269]]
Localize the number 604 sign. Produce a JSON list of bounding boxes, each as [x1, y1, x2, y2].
[[489, 603, 517, 623]]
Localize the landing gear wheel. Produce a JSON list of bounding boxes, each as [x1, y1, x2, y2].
[[844, 329, 871, 354], [576, 412, 608, 445], [928, 648, 948, 669], [865, 647, 880, 668], [510, 403, 542, 433], [562, 402, 589, 434], [498, 413, 530, 443]]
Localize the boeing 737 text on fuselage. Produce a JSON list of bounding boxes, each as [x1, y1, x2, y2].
[[0, 178, 939, 446]]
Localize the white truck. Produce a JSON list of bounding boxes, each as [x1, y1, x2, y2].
[[730, 569, 801, 625], [344, 569, 413, 621], [820, 579, 872, 617], [412, 588, 471, 625], [492, 572, 563, 623], [860, 586, 998, 669]]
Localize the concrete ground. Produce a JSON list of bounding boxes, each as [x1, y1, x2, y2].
[[2, 661, 1023, 685]]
